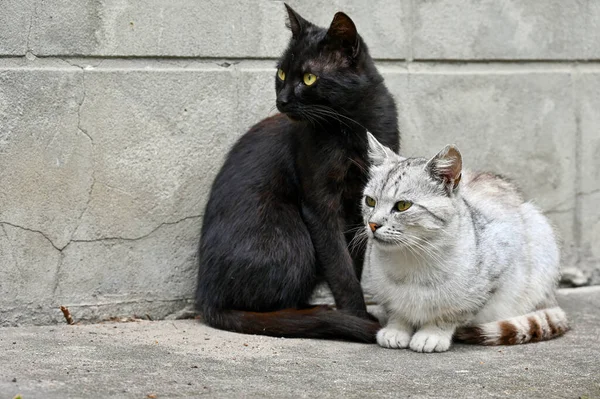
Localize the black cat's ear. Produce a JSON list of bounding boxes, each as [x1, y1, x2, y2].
[[367, 132, 396, 166], [426, 145, 463, 194], [284, 3, 309, 39], [327, 12, 360, 57]]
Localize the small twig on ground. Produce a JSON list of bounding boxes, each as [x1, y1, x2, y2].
[[60, 306, 74, 325]]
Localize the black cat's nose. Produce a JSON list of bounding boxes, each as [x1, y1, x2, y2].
[[276, 94, 290, 109], [369, 222, 381, 232], [276, 88, 292, 111], [276, 98, 289, 108]]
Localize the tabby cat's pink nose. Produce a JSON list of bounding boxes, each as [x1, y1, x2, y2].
[[369, 222, 380, 232]]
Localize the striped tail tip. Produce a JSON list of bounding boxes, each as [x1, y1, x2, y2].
[[456, 307, 569, 346]]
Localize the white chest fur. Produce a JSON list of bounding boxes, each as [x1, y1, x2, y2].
[[366, 243, 488, 327]]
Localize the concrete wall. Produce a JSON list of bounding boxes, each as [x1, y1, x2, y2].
[[1, 1, 599, 326]]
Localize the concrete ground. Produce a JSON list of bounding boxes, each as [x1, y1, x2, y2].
[[1, 287, 599, 399]]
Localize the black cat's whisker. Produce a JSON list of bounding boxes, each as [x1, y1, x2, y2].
[[308, 108, 354, 130], [310, 105, 367, 130], [306, 110, 335, 130], [303, 105, 353, 129], [309, 114, 325, 130], [309, 108, 347, 127], [298, 109, 317, 127], [299, 108, 327, 130], [267, 104, 278, 115]]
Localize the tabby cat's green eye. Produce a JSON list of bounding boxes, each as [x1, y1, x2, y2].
[[303, 73, 317, 86], [395, 201, 412, 212], [277, 69, 286, 81], [365, 196, 376, 207]]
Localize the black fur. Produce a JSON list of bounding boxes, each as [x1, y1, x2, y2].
[[195, 4, 399, 342]]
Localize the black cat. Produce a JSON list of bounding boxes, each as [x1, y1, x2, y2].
[[195, 4, 399, 342]]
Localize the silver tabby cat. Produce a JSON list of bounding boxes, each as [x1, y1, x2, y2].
[[362, 133, 569, 353]]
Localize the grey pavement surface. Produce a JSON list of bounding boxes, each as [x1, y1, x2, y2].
[[0, 287, 599, 399]]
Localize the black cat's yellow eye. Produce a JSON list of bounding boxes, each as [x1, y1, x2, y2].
[[365, 196, 376, 207], [277, 69, 286, 81], [303, 73, 317, 86], [395, 201, 412, 212]]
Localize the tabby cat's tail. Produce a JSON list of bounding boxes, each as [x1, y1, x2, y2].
[[200, 305, 380, 343], [455, 307, 569, 345]]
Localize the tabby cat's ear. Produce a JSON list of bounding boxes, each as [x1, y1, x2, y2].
[[426, 145, 463, 194], [367, 132, 396, 166], [327, 12, 360, 57], [284, 3, 309, 39]]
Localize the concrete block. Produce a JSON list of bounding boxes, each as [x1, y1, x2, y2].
[[413, 0, 600, 60], [396, 70, 578, 268], [0, 61, 93, 250], [0, 224, 61, 326], [28, 0, 407, 59], [0, 0, 34, 55], [54, 218, 199, 321], [30, 0, 280, 58], [577, 72, 600, 285], [72, 61, 240, 241]]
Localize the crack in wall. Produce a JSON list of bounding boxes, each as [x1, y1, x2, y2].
[[578, 188, 600, 198], [51, 252, 64, 298], [4, 214, 202, 299], [1, 214, 202, 253], [69, 214, 203, 244], [0, 221, 62, 251], [70, 64, 97, 242]]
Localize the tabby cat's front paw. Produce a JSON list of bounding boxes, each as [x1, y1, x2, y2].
[[409, 330, 452, 353], [376, 327, 411, 349]]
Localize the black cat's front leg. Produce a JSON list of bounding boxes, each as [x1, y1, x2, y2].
[[301, 204, 368, 316]]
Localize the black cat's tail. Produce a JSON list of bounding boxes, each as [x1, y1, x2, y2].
[[200, 305, 380, 343]]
